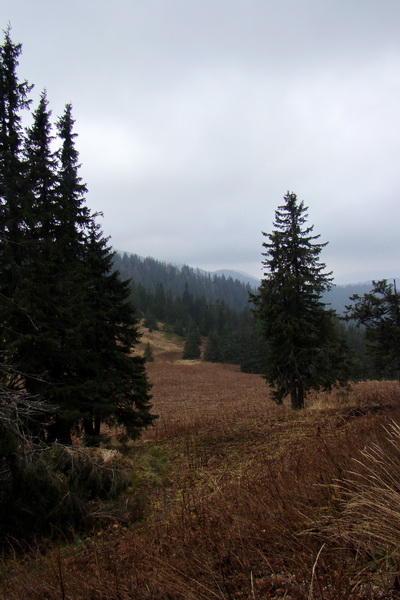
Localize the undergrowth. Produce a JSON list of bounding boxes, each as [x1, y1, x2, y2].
[[2, 373, 400, 599]]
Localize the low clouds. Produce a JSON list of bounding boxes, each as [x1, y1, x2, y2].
[[4, 0, 400, 282]]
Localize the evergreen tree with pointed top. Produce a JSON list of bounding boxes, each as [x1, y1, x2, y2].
[[0, 27, 32, 240], [46, 103, 154, 444], [76, 220, 154, 443], [24, 90, 57, 234], [0, 27, 33, 371], [10, 90, 62, 395], [182, 321, 201, 360], [55, 102, 91, 247], [251, 192, 349, 409]]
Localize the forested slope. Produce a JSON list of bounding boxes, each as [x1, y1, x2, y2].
[[112, 252, 376, 379], [112, 252, 256, 311]]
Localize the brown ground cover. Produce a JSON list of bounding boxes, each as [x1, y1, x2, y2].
[[3, 329, 400, 599]]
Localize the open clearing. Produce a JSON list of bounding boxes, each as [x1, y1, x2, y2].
[[3, 328, 400, 599]]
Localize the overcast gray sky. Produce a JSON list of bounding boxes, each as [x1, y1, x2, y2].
[[3, 0, 400, 283]]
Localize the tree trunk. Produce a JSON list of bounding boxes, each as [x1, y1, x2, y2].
[[47, 416, 72, 445], [84, 413, 101, 446], [83, 415, 93, 437], [290, 379, 305, 410], [94, 413, 101, 437]]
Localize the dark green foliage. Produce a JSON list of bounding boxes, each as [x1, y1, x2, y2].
[[78, 224, 155, 444], [0, 27, 33, 364], [204, 331, 222, 362], [251, 192, 350, 409], [143, 310, 158, 332], [336, 319, 375, 380], [182, 322, 201, 359], [0, 28, 155, 544], [0, 30, 155, 444], [345, 279, 400, 379], [0, 386, 129, 541], [237, 311, 268, 374], [113, 253, 256, 312]]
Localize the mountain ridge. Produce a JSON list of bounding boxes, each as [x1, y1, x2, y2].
[[114, 249, 395, 315]]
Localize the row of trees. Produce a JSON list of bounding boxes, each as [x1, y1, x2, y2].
[[113, 252, 255, 311], [125, 253, 370, 379], [0, 28, 155, 446], [0, 26, 158, 540], [131, 279, 268, 371]]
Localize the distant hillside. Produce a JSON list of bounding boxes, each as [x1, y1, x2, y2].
[[113, 250, 395, 316], [112, 250, 382, 378], [324, 281, 376, 315], [212, 269, 260, 288], [112, 252, 256, 311]]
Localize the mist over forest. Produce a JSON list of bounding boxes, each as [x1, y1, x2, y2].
[[113, 250, 385, 315]]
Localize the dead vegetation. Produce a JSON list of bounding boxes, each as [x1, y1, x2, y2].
[[2, 328, 400, 599]]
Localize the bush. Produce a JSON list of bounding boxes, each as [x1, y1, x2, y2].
[[0, 391, 130, 543]]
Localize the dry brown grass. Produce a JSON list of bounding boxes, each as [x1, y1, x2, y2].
[[3, 328, 400, 599], [137, 324, 184, 362]]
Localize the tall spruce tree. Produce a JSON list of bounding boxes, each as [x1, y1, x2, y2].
[[251, 192, 348, 409], [0, 27, 32, 248], [77, 221, 155, 443], [53, 104, 154, 443], [24, 90, 57, 236], [0, 28, 33, 377], [55, 103, 91, 248], [15, 94, 87, 443], [31, 103, 155, 444], [14, 90, 60, 388]]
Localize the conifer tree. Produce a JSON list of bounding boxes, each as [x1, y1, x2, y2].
[[55, 103, 91, 246], [12, 90, 66, 408], [0, 30, 155, 444], [251, 192, 348, 409], [182, 322, 201, 360], [43, 104, 155, 444], [346, 279, 400, 379], [24, 90, 57, 233], [204, 331, 222, 362], [77, 221, 155, 443], [0, 28, 33, 373]]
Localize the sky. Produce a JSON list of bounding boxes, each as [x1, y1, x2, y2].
[[3, 0, 400, 284]]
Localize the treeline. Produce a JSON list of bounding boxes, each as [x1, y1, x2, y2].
[[113, 252, 255, 311], [113, 253, 270, 373], [137, 284, 269, 373], [112, 255, 373, 379]]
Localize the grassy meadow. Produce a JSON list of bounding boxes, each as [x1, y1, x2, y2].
[[2, 327, 400, 599]]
